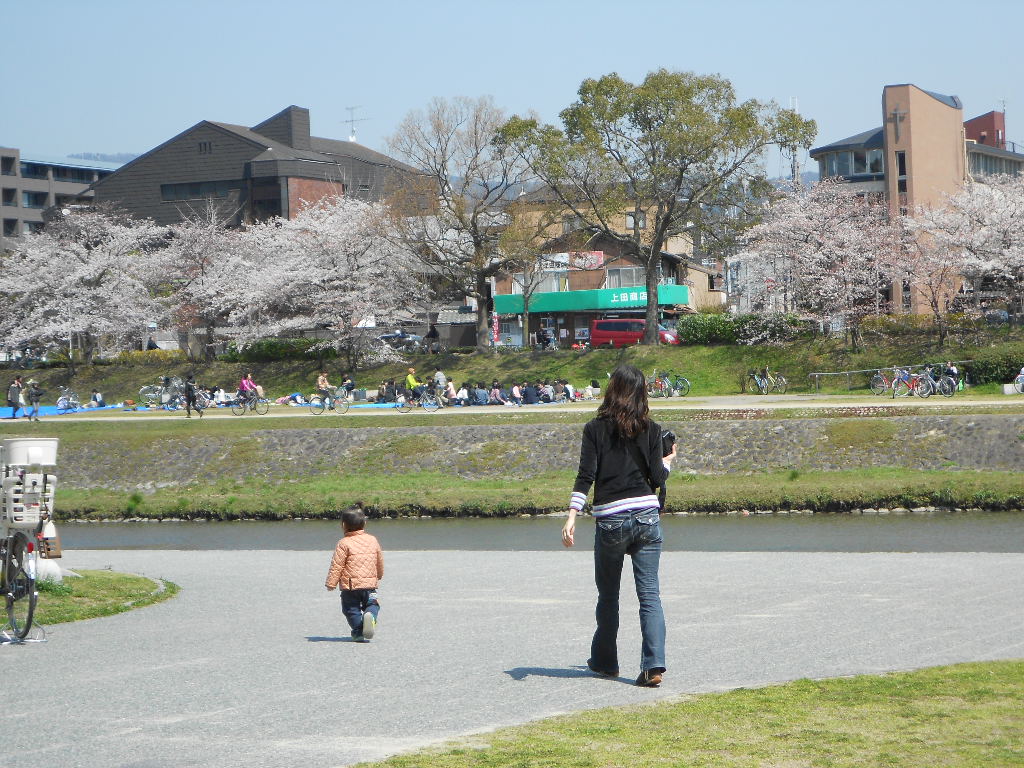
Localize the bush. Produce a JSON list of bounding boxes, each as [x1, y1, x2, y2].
[[733, 312, 806, 346], [676, 313, 737, 344], [965, 343, 1024, 384], [218, 338, 333, 363]]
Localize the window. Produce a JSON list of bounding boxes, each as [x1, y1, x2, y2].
[[19, 163, 48, 180], [853, 150, 867, 174], [835, 152, 851, 177], [52, 167, 95, 184], [160, 180, 241, 201], [24, 221, 43, 234], [562, 214, 583, 234], [510, 273, 525, 294], [0, 157, 14, 176], [198, 141, 213, 155], [22, 191, 47, 208], [606, 266, 644, 289], [868, 149, 883, 173], [2, 188, 16, 207], [2, 219, 18, 236], [895, 151, 907, 177], [537, 270, 568, 293], [625, 211, 646, 230]]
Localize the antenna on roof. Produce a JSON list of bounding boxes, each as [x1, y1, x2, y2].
[[345, 105, 371, 142]]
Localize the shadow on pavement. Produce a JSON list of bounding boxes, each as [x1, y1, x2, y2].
[[505, 666, 630, 684], [305, 636, 356, 643]]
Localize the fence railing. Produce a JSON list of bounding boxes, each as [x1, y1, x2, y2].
[[808, 360, 973, 392]]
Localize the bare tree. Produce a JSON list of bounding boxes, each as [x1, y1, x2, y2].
[[387, 96, 535, 351]]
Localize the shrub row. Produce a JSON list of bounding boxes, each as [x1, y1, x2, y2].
[[964, 343, 1024, 384], [676, 312, 808, 346], [218, 338, 337, 363]]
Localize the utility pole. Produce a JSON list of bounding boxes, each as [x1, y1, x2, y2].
[[790, 97, 801, 186]]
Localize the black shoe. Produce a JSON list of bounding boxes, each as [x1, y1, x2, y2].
[[587, 659, 618, 677], [635, 668, 664, 687]]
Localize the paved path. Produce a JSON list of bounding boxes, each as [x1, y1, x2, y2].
[[4, 549, 1024, 768]]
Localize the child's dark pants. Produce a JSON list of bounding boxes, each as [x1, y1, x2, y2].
[[341, 588, 380, 634]]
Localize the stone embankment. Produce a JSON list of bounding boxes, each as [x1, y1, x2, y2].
[[58, 413, 1024, 493]]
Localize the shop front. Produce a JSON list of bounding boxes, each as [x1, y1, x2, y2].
[[493, 284, 689, 346]]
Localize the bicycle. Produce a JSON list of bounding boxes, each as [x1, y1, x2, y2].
[[55, 386, 82, 414], [231, 390, 269, 416], [393, 386, 442, 413], [892, 368, 932, 398], [745, 369, 787, 395], [869, 369, 897, 396], [1013, 373, 1024, 395], [309, 387, 350, 416], [139, 377, 186, 410]]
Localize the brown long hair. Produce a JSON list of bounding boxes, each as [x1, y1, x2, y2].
[[597, 364, 650, 438]]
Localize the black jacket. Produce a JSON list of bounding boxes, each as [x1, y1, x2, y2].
[[573, 417, 668, 507]]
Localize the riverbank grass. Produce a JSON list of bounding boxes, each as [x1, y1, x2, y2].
[[358, 660, 1024, 768], [34, 569, 179, 625]]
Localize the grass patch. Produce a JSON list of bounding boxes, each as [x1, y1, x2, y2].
[[33, 569, 179, 625], [824, 419, 900, 450], [56, 467, 1024, 519], [356, 661, 1024, 768]]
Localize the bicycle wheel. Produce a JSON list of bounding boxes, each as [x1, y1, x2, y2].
[[397, 398, 413, 413], [938, 377, 956, 398], [869, 374, 886, 396], [673, 377, 691, 397], [308, 396, 325, 416], [252, 398, 269, 415], [139, 385, 161, 402], [914, 377, 932, 398], [893, 379, 912, 397], [333, 398, 350, 414], [1014, 375, 1024, 395], [774, 375, 787, 394], [230, 400, 247, 416], [4, 532, 37, 640], [422, 394, 440, 412]]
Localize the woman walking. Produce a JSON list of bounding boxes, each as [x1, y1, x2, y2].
[[561, 364, 676, 687]]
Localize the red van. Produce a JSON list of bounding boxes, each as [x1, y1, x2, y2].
[[589, 318, 679, 347]]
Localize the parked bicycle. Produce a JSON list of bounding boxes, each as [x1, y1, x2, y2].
[[646, 370, 691, 398], [231, 390, 269, 416], [139, 377, 186, 410], [892, 367, 932, 398], [55, 386, 82, 414], [869, 368, 898, 396], [745, 368, 787, 394], [308, 387, 350, 415]]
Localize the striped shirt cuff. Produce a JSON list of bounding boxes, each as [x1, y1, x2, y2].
[[569, 492, 587, 512]]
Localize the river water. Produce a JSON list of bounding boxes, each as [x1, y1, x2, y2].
[[59, 512, 1024, 552]]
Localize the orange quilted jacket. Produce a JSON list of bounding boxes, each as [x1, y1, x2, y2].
[[325, 530, 384, 591]]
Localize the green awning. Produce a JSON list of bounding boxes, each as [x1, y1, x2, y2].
[[493, 284, 689, 314]]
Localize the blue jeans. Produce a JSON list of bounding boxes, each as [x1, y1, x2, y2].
[[340, 589, 380, 635], [590, 508, 666, 674]]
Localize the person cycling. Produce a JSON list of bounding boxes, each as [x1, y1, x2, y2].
[[404, 367, 425, 402], [317, 371, 336, 406], [238, 373, 258, 405]]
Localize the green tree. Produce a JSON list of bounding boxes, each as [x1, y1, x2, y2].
[[501, 69, 816, 344]]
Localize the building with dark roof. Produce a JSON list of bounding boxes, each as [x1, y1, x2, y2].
[[91, 106, 416, 225], [810, 84, 1024, 217], [1, 148, 120, 251]]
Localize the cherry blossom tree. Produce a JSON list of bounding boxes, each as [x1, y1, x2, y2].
[[225, 195, 425, 369], [736, 179, 896, 350], [914, 175, 1024, 314], [0, 208, 165, 371]]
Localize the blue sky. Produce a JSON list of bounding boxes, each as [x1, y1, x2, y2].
[[3, 0, 1022, 176]]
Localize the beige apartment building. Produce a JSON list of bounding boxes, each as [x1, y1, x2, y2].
[[809, 83, 1024, 311]]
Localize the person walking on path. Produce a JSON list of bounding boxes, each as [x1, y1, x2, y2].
[[25, 379, 44, 421], [7, 376, 23, 419], [25, 378, 43, 421], [184, 375, 202, 419], [325, 507, 384, 642], [561, 364, 677, 687]]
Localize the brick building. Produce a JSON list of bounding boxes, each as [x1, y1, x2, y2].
[[91, 105, 416, 225]]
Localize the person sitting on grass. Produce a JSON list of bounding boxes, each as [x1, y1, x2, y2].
[[324, 507, 383, 643], [455, 383, 470, 407], [523, 381, 540, 405], [488, 382, 507, 405], [473, 382, 490, 406]]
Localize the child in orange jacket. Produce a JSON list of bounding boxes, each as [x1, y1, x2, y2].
[[325, 507, 384, 642]]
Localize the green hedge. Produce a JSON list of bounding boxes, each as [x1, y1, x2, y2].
[[676, 313, 737, 344], [676, 312, 806, 346], [965, 343, 1024, 384]]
